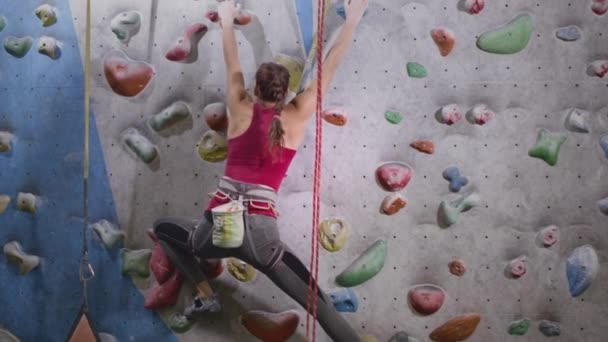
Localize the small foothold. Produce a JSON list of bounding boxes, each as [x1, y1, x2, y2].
[[0, 328, 20, 342], [227, 258, 256, 282], [592, 0, 608, 16], [556, 25, 581, 41], [464, 0, 485, 14], [148, 229, 175, 284], [241, 310, 299, 342], [508, 255, 527, 278], [0, 131, 13, 152], [375, 161, 413, 192], [16, 192, 36, 214], [121, 128, 159, 164], [319, 218, 350, 252], [197, 130, 228, 162], [385, 110, 403, 124], [35, 4, 57, 27], [360, 336, 378, 342], [381, 193, 407, 215], [508, 318, 530, 336], [438, 104, 463, 125], [120, 248, 152, 278], [0, 16, 6, 32], [408, 284, 446, 316], [389, 331, 420, 342], [442, 167, 469, 193], [600, 134, 608, 159], [329, 288, 359, 312], [275, 53, 305, 93], [144, 271, 183, 309], [448, 260, 466, 276], [323, 108, 348, 126], [528, 129, 566, 166], [567, 244, 599, 297], [336, 240, 387, 287], [37, 36, 61, 60], [537, 225, 559, 247], [203, 102, 228, 131], [148, 101, 191, 132], [410, 140, 435, 154], [565, 108, 590, 133], [110, 11, 142, 44], [4, 36, 33, 58], [599, 197, 608, 215], [104, 50, 155, 97], [166, 23, 208, 62], [430, 313, 481, 342], [438, 191, 481, 227], [406, 62, 427, 78], [3, 241, 40, 275], [466, 104, 493, 125], [477, 13, 534, 54], [91, 219, 125, 249], [590, 60, 608, 78], [431, 28, 456, 57], [539, 320, 561, 337], [169, 313, 194, 333], [0, 195, 10, 214]]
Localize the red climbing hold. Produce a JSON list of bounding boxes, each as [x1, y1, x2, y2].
[[375, 162, 413, 192], [449, 260, 466, 276], [103, 50, 154, 97], [431, 28, 455, 57], [204, 102, 228, 131], [322, 108, 348, 126], [165, 23, 208, 62], [408, 285, 445, 316], [200, 259, 224, 280], [148, 229, 175, 284], [465, 0, 485, 14], [241, 310, 299, 342], [410, 140, 435, 154], [144, 271, 183, 309]]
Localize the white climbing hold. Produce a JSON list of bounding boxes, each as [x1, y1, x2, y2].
[[564, 108, 590, 133], [16, 192, 37, 214], [0, 328, 20, 342], [3, 241, 41, 274], [35, 4, 57, 27], [590, 60, 608, 78], [0, 131, 13, 152], [438, 104, 462, 125], [110, 11, 142, 44], [92, 220, 125, 249], [466, 104, 493, 125], [37, 36, 61, 60]]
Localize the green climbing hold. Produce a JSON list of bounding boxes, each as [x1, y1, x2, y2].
[[148, 101, 191, 132], [508, 318, 530, 336], [336, 240, 386, 287], [121, 128, 159, 164], [120, 248, 152, 278], [4, 36, 33, 58], [169, 313, 194, 333], [0, 16, 6, 32], [385, 110, 403, 124], [477, 13, 533, 54], [406, 62, 427, 78], [528, 129, 566, 166]]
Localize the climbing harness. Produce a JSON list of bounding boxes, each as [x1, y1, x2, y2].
[[67, 0, 101, 340], [305, 0, 327, 340]]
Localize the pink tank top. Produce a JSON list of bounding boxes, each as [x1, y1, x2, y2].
[[206, 103, 296, 217]]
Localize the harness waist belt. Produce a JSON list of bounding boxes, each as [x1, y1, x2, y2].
[[217, 177, 278, 202]]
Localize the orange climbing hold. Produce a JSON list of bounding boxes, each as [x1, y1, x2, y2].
[[322, 108, 348, 126], [429, 313, 481, 342], [241, 310, 299, 342], [410, 140, 434, 154], [381, 193, 407, 215], [431, 28, 455, 57]]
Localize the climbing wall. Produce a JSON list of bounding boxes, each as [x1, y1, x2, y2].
[[2, 0, 606, 341]]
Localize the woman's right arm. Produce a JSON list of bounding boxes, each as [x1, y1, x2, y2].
[[289, 0, 368, 121]]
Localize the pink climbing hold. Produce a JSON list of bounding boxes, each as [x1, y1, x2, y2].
[[375, 162, 413, 192], [467, 104, 493, 125], [465, 0, 485, 14], [431, 28, 455, 57], [165, 23, 208, 62], [144, 270, 183, 309], [103, 50, 154, 97], [148, 229, 175, 284], [537, 225, 559, 247], [438, 104, 463, 125], [323, 108, 348, 126], [590, 60, 608, 78], [508, 256, 527, 278], [592, 0, 608, 15], [408, 285, 446, 316]]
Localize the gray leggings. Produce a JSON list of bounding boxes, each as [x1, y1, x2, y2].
[[153, 211, 360, 342]]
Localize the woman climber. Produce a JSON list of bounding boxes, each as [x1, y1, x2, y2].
[[153, 0, 368, 341]]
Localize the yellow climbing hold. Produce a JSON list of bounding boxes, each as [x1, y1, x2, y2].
[[227, 258, 256, 282], [0, 195, 9, 214], [275, 53, 304, 94], [319, 218, 350, 252]]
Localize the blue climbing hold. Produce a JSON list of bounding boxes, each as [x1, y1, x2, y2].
[[442, 167, 468, 192], [556, 25, 581, 42], [600, 134, 608, 159], [329, 288, 359, 313], [566, 245, 599, 297], [336, 4, 368, 20]]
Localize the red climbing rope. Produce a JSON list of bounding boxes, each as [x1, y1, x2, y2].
[[305, 0, 327, 340]]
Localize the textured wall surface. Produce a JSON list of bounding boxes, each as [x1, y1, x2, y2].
[[1, 0, 607, 341]]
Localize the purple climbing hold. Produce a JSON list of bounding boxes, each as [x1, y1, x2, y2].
[[556, 25, 581, 41], [329, 288, 359, 312], [442, 167, 468, 192]]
